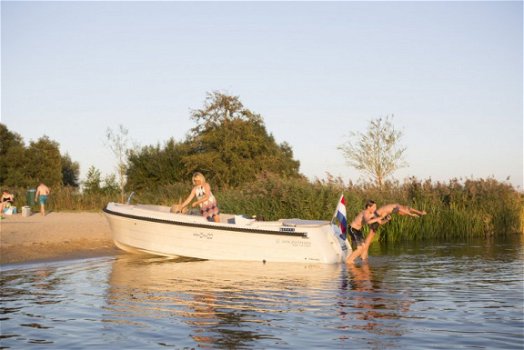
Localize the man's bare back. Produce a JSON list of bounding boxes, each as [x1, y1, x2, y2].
[[36, 183, 50, 196]]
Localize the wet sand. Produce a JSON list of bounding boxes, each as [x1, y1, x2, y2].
[[0, 211, 118, 265]]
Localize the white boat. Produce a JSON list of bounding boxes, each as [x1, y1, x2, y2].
[[107, 256, 343, 301], [103, 202, 351, 264]]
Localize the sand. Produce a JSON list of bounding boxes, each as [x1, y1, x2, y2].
[[0, 210, 118, 265]]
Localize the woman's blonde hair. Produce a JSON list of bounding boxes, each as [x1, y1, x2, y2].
[[192, 172, 206, 184]]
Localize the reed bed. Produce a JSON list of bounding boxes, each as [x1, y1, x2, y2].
[[6, 176, 522, 242]]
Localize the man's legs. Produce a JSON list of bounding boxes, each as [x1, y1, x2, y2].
[[39, 198, 46, 216], [361, 229, 376, 261], [409, 207, 426, 216], [346, 244, 363, 264], [346, 227, 365, 264]]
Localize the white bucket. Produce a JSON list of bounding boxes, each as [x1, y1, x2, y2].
[[22, 206, 31, 217]]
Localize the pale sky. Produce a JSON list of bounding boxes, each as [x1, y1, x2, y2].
[[2, 1, 523, 190]]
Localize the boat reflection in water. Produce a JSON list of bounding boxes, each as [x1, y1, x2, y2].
[[105, 255, 343, 348]]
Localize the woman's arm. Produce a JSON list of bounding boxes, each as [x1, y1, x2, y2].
[[181, 188, 196, 208]]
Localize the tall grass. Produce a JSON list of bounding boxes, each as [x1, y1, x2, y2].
[[6, 187, 119, 213], [216, 175, 523, 241], [359, 177, 523, 242], [5, 175, 522, 241], [219, 174, 343, 220]]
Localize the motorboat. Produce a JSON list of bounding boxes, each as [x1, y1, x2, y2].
[[103, 201, 350, 264]]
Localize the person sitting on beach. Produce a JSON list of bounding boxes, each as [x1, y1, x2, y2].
[[179, 172, 221, 223], [0, 190, 14, 218], [345, 200, 388, 264], [360, 203, 427, 261], [35, 182, 50, 216]]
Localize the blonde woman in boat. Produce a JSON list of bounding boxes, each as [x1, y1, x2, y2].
[[179, 172, 221, 223]]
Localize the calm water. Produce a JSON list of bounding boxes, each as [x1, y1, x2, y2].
[[1, 236, 523, 349]]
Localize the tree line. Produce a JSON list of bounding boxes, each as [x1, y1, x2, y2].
[[0, 91, 303, 193], [1, 91, 520, 199], [126, 91, 301, 192], [0, 124, 80, 189]]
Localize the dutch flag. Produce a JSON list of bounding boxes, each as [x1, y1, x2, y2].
[[333, 194, 348, 240]]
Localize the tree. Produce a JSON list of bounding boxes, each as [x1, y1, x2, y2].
[[102, 174, 120, 196], [125, 91, 302, 189], [338, 116, 407, 187], [26, 136, 63, 188], [1, 124, 82, 189], [0, 124, 28, 187], [126, 138, 186, 191], [61, 153, 80, 188], [182, 91, 301, 187], [189, 91, 263, 136], [106, 125, 133, 203], [83, 166, 102, 194]]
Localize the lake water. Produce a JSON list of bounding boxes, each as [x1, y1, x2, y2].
[[1, 236, 523, 349]]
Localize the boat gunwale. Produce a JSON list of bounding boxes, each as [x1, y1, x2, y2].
[[103, 205, 310, 238]]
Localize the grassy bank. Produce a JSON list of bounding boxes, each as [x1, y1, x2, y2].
[[6, 175, 522, 242]]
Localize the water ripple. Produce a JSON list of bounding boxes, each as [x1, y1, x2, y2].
[[1, 238, 523, 349]]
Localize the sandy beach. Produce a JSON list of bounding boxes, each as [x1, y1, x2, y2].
[[0, 211, 118, 265]]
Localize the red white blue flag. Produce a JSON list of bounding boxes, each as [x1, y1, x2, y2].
[[333, 194, 348, 240]]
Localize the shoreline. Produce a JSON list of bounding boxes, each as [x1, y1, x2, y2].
[[0, 211, 118, 265]]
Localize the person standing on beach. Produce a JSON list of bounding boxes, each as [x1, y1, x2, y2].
[[179, 172, 221, 223], [361, 203, 427, 260], [346, 200, 387, 264], [35, 182, 50, 216]]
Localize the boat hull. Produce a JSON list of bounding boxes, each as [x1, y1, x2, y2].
[[103, 202, 350, 264]]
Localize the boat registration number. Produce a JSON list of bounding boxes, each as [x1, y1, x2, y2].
[[193, 232, 214, 240]]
